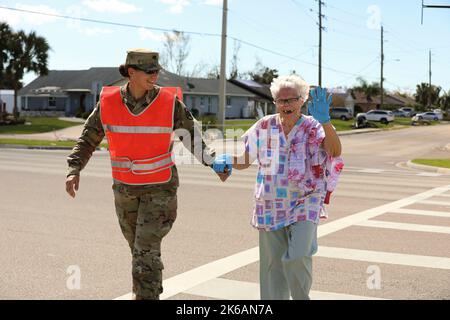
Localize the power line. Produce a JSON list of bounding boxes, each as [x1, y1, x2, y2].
[[0, 5, 222, 38], [0, 4, 434, 90]]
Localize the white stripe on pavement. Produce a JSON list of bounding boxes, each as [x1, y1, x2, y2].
[[389, 208, 450, 218], [354, 219, 450, 234], [357, 169, 385, 174], [184, 277, 386, 300], [418, 200, 450, 207], [436, 194, 450, 198], [317, 246, 450, 270], [317, 184, 450, 238], [416, 173, 444, 177]]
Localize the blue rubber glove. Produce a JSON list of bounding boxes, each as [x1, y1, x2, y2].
[[212, 154, 232, 174], [307, 87, 332, 124]]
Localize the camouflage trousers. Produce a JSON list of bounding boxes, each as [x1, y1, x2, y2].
[[112, 183, 177, 300]]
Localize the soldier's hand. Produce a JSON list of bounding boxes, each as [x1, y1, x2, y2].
[[66, 175, 80, 198]]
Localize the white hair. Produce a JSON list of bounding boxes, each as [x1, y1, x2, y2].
[[270, 74, 310, 100]]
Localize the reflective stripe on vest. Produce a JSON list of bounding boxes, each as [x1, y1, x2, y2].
[[110, 152, 174, 174], [100, 86, 182, 185], [102, 124, 173, 134]]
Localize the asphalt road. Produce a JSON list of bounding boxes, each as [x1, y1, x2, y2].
[[0, 124, 449, 300]]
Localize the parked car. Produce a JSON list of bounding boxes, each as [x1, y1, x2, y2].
[[415, 111, 442, 121], [399, 107, 415, 117], [411, 115, 431, 125], [330, 107, 354, 121], [393, 109, 408, 117], [356, 110, 395, 124]]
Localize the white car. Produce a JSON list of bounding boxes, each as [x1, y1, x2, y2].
[[399, 107, 415, 117], [356, 110, 395, 124], [416, 111, 442, 121]]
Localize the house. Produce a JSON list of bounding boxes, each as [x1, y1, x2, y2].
[[229, 79, 275, 116], [18, 68, 122, 116], [19, 68, 269, 119], [111, 71, 258, 119], [0, 90, 14, 114]]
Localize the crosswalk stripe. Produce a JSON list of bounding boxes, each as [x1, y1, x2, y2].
[[418, 200, 450, 206], [436, 194, 450, 198], [317, 246, 450, 270], [417, 172, 444, 177], [389, 208, 450, 218], [184, 278, 386, 300], [318, 184, 450, 238], [354, 219, 450, 234]]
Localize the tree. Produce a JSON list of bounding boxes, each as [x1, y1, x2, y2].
[[1, 23, 50, 118], [160, 30, 190, 76], [0, 22, 13, 88], [206, 64, 220, 79], [439, 90, 450, 110], [248, 60, 278, 84], [229, 40, 241, 80], [415, 82, 441, 108], [352, 77, 382, 104]]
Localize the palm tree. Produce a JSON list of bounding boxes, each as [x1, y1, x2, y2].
[[2, 24, 50, 119], [353, 77, 382, 108], [439, 90, 450, 111], [415, 83, 441, 109]]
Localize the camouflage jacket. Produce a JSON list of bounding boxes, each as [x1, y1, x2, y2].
[[66, 84, 215, 190]]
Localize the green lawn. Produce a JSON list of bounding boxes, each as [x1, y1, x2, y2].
[[0, 117, 82, 134], [411, 159, 450, 169], [0, 138, 108, 149]]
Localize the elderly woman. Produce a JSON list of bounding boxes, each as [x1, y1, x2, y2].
[[213, 74, 343, 300]]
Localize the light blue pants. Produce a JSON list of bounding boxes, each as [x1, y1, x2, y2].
[[259, 221, 318, 300]]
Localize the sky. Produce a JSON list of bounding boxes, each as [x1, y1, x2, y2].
[[1, 0, 450, 94]]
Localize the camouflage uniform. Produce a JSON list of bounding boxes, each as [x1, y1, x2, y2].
[[67, 82, 215, 300]]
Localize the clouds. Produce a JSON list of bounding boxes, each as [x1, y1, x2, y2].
[[139, 28, 166, 42], [157, 0, 191, 14], [0, 4, 59, 27], [201, 0, 223, 6], [156, 0, 224, 14], [81, 0, 141, 14]]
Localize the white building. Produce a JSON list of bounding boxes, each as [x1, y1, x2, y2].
[[0, 90, 15, 114]]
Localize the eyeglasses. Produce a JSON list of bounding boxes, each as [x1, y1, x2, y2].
[[274, 96, 302, 105], [131, 66, 160, 75]]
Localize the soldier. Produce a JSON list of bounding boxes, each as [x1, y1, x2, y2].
[[65, 48, 225, 300]]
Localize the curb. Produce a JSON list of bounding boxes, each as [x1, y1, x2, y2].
[[406, 160, 450, 174]]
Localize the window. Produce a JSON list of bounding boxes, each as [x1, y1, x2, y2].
[[226, 97, 231, 106], [48, 97, 56, 108]]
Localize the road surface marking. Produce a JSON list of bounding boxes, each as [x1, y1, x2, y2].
[[354, 219, 450, 234], [418, 200, 450, 207], [389, 208, 450, 218], [184, 277, 386, 300], [317, 246, 450, 270]]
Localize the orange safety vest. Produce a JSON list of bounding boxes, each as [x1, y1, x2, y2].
[[100, 86, 183, 185]]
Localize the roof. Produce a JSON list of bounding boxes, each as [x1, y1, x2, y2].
[[229, 79, 272, 100], [19, 67, 122, 96]]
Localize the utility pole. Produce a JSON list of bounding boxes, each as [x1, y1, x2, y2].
[[318, 0, 323, 87], [218, 0, 228, 131], [428, 49, 432, 108], [380, 25, 384, 109]]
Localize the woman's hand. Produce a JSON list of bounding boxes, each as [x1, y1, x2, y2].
[[308, 87, 332, 124]]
